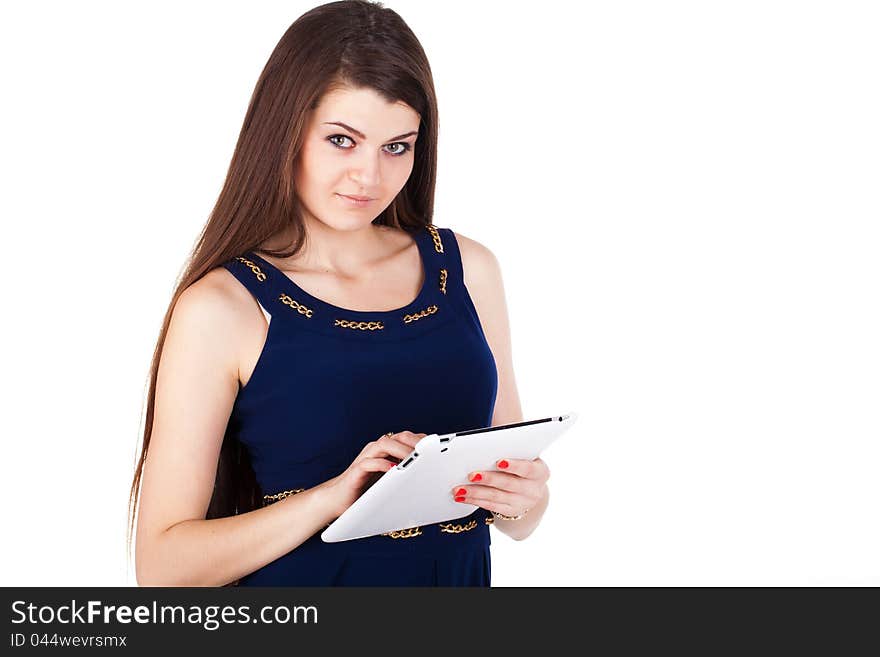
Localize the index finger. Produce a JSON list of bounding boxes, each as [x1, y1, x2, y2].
[[495, 457, 541, 478], [393, 431, 427, 448]]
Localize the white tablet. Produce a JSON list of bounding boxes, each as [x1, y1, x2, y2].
[[321, 411, 578, 542]]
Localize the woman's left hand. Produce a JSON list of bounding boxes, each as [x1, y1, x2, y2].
[[450, 457, 550, 517]]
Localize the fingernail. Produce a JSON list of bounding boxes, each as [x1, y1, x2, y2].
[[469, 472, 482, 482], [498, 459, 509, 469], [454, 496, 466, 503], [455, 488, 467, 496]]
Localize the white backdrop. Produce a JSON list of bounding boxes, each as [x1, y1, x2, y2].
[[1, 0, 877, 586]]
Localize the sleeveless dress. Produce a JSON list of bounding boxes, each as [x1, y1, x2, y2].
[[221, 225, 499, 586]]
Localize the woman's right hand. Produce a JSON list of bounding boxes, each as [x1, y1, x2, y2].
[[317, 430, 427, 518]]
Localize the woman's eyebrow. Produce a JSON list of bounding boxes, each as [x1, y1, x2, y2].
[[322, 121, 418, 141]]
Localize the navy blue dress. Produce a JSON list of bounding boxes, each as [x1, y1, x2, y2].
[[222, 225, 499, 586]]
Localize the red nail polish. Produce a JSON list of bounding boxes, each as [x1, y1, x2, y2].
[[498, 459, 509, 469], [455, 496, 466, 502], [469, 473, 482, 482], [455, 488, 467, 496]]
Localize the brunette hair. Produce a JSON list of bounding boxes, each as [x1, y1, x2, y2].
[[126, 0, 439, 582]]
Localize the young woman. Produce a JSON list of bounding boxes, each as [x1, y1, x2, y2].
[[128, 0, 551, 586]]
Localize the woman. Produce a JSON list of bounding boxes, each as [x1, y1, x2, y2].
[[128, 0, 551, 586]]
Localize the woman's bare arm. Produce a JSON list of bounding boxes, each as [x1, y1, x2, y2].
[[134, 271, 338, 586], [455, 231, 549, 541], [140, 488, 338, 586]]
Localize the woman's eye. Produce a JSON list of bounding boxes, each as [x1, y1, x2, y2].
[[327, 135, 412, 157], [328, 134, 354, 149], [385, 142, 411, 156]]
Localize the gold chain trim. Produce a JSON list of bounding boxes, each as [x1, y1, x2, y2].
[[235, 256, 314, 320], [382, 526, 423, 539], [235, 256, 267, 282], [262, 488, 306, 504], [334, 319, 385, 331], [279, 293, 314, 318], [263, 489, 492, 535], [439, 268, 447, 294], [439, 519, 478, 534], [403, 304, 438, 324], [426, 224, 444, 253]]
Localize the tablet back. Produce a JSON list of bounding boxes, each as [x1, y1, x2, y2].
[[321, 412, 577, 542]]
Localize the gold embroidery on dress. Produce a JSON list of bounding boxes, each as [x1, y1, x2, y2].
[[426, 224, 444, 253], [439, 519, 478, 534], [235, 256, 313, 318], [382, 526, 423, 539], [334, 319, 385, 331], [263, 488, 487, 539], [235, 256, 267, 282], [439, 268, 447, 294], [279, 293, 314, 318], [403, 304, 438, 324]]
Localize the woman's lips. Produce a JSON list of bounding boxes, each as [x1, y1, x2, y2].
[[337, 193, 375, 206]]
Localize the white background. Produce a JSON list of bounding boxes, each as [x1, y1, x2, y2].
[[1, 1, 877, 586]]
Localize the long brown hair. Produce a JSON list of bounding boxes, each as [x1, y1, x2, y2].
[[126, 0, 439, 581]]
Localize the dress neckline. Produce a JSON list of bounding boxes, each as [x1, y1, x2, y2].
[[246, 226, 434, 319]]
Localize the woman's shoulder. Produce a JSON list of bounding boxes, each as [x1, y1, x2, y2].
[[441, 227, 501, 290], [179, 266, 267, 346], [174, 266, 268, 386], [187, 266, 258, 320]]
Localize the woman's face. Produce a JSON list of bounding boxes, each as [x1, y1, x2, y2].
[[293, 85, 420, 231]]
